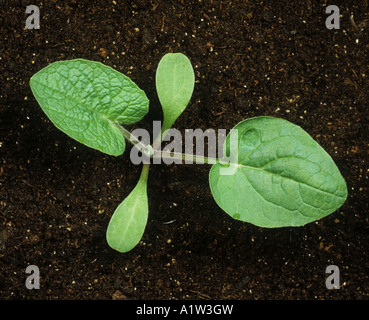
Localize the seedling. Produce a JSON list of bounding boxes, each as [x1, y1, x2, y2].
[[30, 53, 348, 253]]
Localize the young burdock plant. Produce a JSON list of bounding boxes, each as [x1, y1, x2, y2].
[[30, 53, 348, 253]]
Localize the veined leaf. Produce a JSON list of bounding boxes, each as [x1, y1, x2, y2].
[[155, 53, 195, 134], [209, 116, 348, 227], [30, 59, 149, 156]]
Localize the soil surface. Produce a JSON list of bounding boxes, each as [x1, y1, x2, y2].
[[1, 0, 368, 300]]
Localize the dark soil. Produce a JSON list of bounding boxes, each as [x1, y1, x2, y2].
[[1, 0, 368, 300]]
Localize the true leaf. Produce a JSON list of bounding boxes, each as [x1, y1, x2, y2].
[[209, 116, 348, 227], [106, 165, 150, 253], [155, 53, 195, 134], [30, 59, 149, 156]]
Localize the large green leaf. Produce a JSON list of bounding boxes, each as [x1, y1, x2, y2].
[[30, 59, 149, 156], [209, 116, 347, 227], [155, 53, 195, 134]]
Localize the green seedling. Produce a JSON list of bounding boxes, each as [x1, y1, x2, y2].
[[30, 53, 348, 253]]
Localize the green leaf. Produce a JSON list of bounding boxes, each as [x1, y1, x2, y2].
[[209, 116, 348, 227], [30, 59, 149, 156], [106, 165, 150, 253], [155, 53, 195, 134]]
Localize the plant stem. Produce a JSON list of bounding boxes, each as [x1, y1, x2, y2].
[[152, 150, 217, 164], [118, 124, 220, 164], [116, 124, 153, 157], [140, 163, 150, 182]]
